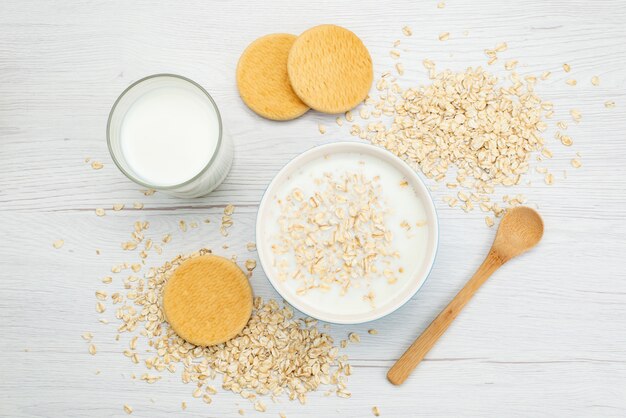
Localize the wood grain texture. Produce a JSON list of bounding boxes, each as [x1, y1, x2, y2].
[[1, 0, 626, 417]]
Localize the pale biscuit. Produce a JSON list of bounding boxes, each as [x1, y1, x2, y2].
[[236, 33, 309, 121], [287, 24, 373, 114], [162, 255, 253, 346]]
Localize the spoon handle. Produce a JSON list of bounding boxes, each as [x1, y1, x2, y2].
[[387, 249, 505, 385]]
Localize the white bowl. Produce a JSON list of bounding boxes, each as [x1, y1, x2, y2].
[[256, 142, 438, 324]]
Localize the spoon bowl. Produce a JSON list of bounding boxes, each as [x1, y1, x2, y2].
[[493, 207, 544, 261]]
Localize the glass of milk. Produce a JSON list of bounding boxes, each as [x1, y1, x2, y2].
[[107, 74, 233, 198]]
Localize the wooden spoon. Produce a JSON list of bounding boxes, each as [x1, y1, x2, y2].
[[387, 206, 544, 385]]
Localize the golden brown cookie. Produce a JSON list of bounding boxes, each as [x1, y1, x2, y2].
[[287, 24, 373, 114], [236, 33, 309, 121], [162, 255, 253, 346]]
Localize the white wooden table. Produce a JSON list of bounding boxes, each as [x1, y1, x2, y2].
[[2, 1, 626, 417]]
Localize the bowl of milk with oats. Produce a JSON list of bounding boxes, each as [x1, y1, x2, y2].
[[256, 142, 438, 324]]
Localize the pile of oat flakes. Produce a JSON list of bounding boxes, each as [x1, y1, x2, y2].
[[83, 205, 355, 416], [322, 27, 608, 227]]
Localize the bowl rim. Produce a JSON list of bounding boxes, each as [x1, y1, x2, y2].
[[255, 141, 439, 324]]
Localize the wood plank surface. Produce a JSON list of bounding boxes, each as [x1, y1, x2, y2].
[[1, 0, 626, 417]]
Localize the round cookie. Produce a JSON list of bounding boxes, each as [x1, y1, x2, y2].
[[236, 33, 309, 121], [162, 255, 253, 346], [287, 24, 373, 114]]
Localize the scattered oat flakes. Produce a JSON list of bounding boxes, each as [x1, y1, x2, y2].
[[318, 124, 327, 134], [562, 63, 571, 72], [95, 208, 105, 217], [123, 404, 133, 414], [96, 210, 352, 408], [133, 202, 144, 209], [373, 406, 381, 416], [96, 302, 106, 313], [368, 329, 378, 335], [141, 373, 160, 383], [605, 100, 616, 109], [238, 409, 245, 416], [390, 50, 401, 59], [438, 32, 450, 41], [541, 148, 553, 159], [485, 216, 494, 227], [402, 26, 413, 36], [348, 332, 361, 343], [504, 60, 518, 70], [108, 247, 350, 406], [220, 207, 235, 236], [422, 59, 435, 70], [245, 259, 257, 272], [254, 401, 267, 412], [437, 1, 445, 8], [142, 189, 156, 196], [571, 158, 582, 168], [82, 332, 93, 341], [560, 135, 573, 146], [88, 343, 97, 355], [337, 390, 351, 398], [246, 242, 257, 252], [178, 220, 187, 232], [181, 402, 186, 411], [545, 173, 554, 185], [122, 241, 137, 250], [395, 62, 405, 76], [113, 203, 124, 211], [570, 109, 582, 123], [591, 75, 600, 86], [52, 239, 64, 249], [91, 161, 104, 170], [566, 79, 577, 86], [541, 71, 551, 80]]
